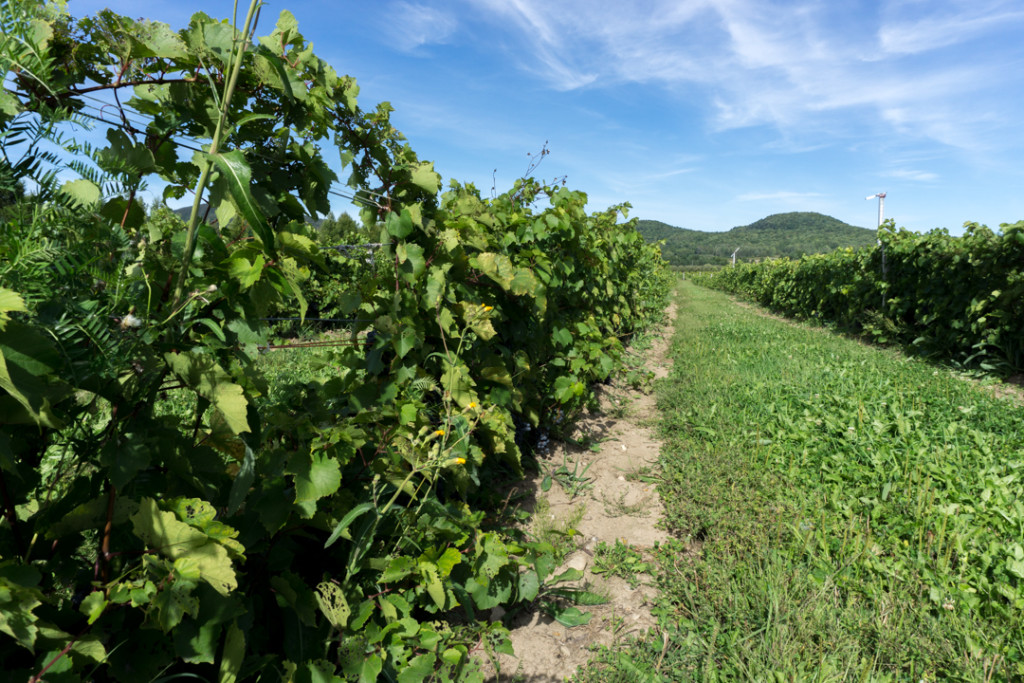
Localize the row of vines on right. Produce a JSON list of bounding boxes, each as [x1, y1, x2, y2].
[[691, 220, 1024, 374]]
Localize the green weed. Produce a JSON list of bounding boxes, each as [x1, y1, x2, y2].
[[600, 490, 652, 518], [578, 281, 1024, 681], [622, 460, 662, 485], [542, 453, 597, 499], [532, 498, 587, 560], [592, 540, 653, 588]]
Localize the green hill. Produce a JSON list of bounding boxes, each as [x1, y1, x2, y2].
[[638, 212, 877, 266]]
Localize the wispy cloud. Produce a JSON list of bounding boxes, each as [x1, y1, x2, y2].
[[737, 191, 824, 202], [390, 99, 537, 154], [468, 0, 599, 88], [879, 1, 1024, 55], [883, 169, 939, 182], [387, 2, 459, 51], [646, 167, 698, 181], [459, 0, 1021, 150]]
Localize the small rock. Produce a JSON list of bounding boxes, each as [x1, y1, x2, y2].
[[559, 645, 571, 659], [565, 553, 588, 572], [620, 445, 627, 451], [617, 475, 625, 481]]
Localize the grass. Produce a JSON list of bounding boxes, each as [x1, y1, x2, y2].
[[592, 540, 655, 588], [601, 490, 653, 519], [532, 497, 587, 560], [622, 459, 662, 485], [578, 280, 1024, 681], [542, 452, 597, 499], [152, 339, 347, 422]]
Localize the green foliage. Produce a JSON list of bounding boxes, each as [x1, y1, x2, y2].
[[591, 540, 652, 589], [0, 2, 670, 680], [317, 211, 363, 246], [541, 453, 595, 499], [638, 212, 877, 266], [583, 283, 1024, 681], [694, 220, 1024, 374]]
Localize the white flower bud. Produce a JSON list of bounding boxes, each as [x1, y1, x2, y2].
[[121, 314, 143, 329]]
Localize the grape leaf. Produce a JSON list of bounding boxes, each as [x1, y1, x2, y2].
[[131, 498, 238, 596], [285, 453, 342, 518], [163, 352, 250, 435], [409, 161, 439, 195]]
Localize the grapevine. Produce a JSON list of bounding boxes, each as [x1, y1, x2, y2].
[[0, 1, 670, 680]]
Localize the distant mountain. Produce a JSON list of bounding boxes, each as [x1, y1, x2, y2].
[[170, 205, 213, 224], [637, 212, 877, 266]]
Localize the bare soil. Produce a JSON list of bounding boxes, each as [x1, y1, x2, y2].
[[480, 305, 677, 682], [988, 373, 1024, 404]]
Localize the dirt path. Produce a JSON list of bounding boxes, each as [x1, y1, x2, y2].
[[482, 304, 677, 682]]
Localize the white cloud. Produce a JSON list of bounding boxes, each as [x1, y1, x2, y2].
[[388, 2, 459, 51], [647, 167, 698, 180], [467, 0, 599, 89], [737, 191, 824, 202], [879, 1, 1024, 55], [460, 0, 1021, 150], [880, 101, 1004, 150], [883, 169, 939, 181], [390, 99, 537, 153]]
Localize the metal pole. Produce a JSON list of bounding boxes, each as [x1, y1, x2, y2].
[[867, 192, 888, 310], [877, 194, 887, 310]]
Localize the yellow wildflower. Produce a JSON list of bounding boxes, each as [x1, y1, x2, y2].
[[468, 402, 478, 409], [434, 429, 445, 436], [455, 457, 466, 465], [484, 305, 494, 312]]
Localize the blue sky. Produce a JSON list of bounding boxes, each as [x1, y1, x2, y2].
[[68, 0, 1024, 234]]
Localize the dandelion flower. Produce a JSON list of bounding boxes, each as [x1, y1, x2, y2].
[[468, 402, 478, 409]]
